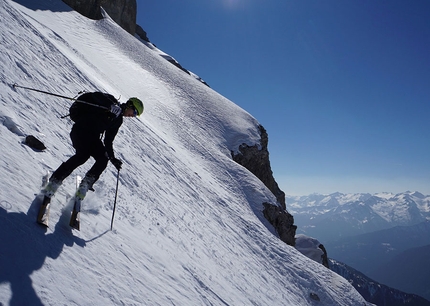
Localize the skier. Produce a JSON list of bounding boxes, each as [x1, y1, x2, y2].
[[38, 92, 144, 229]]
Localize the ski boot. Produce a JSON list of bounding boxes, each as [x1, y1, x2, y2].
[[37, 179, 61, 226]]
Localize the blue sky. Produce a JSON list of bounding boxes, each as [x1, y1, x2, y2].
[[138, 1, 430, 195]]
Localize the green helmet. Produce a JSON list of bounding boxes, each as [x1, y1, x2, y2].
[[127, 97, 144, 116]]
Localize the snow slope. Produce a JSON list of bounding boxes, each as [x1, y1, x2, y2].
[[0, 0, 369, 305]]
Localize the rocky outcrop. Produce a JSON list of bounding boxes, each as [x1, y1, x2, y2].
[[263, 203, 296, 246], [62, 0, 137, 34], [318, 244, 329, 268], [135, 24, 149, 42], [232, 125, 296, 246], [232, 125, 286, 209]]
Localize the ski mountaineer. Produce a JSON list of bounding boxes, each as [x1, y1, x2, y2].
[[37, 92, 144, 229]]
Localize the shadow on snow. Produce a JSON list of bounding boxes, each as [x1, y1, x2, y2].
[[0, 196, 85, 305]]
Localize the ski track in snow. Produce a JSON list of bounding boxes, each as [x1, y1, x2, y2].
[[0, 0, 370, 305]]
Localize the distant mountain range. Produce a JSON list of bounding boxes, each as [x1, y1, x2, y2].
[[330, 259, 430, 306], [374, 244, 430, 302], [287, 191, 430, 242], [324, 221, 430, 274], [325, 221, 430, 300], [288, 192, 430, 301]]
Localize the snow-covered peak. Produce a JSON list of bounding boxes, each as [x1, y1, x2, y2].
[[289, 191, 430, 243]]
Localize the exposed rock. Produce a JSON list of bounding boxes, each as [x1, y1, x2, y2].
[[62, 0, 137, 34], [318, 244, 329, 268], [135, 24, 149, 42], [231, 125, 286, 209], [24, 135, 46, 151], [232, 125, 296, 246], [263, 202, 296, 246], [62, 0, 98, 19]]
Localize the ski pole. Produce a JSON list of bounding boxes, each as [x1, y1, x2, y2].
[[12, 83, 77, 100], [12, 83, 110, 110], [110, 169, 120, 231]]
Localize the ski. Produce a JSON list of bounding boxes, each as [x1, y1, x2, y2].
[[37, 196, 51, 227], [69, 175, 82, 231], [69, 207, 80, 230], [36, 171, 51, 227]]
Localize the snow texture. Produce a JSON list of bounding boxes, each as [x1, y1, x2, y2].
[[0, 0, 370, 305]]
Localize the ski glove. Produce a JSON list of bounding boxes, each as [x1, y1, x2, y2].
[[110, 104, 122, 117], [110, 157, 122, 171]]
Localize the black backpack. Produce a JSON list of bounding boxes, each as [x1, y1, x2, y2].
[[69, 92, 118, 122]]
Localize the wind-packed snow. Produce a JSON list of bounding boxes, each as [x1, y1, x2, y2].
[[0, 1, 370, 305]]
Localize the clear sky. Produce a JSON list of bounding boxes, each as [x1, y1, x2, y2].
[[137, 1, 430, 195]]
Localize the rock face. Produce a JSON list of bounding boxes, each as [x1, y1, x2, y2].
[[232, 125, 286, 209], [232, 125, 296, 246], [318, 244, 329, 268], [263, 203, 296, 246], [135, 24, 149, 42], [62, 0, 137, 34]]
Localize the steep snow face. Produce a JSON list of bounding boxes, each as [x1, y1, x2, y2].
[[0, 1, 369, 305]]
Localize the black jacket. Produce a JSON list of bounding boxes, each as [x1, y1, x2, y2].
[[72, 92, 123, 159]]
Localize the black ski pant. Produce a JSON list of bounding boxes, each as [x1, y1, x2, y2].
[[51, 127, 109, 184]]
